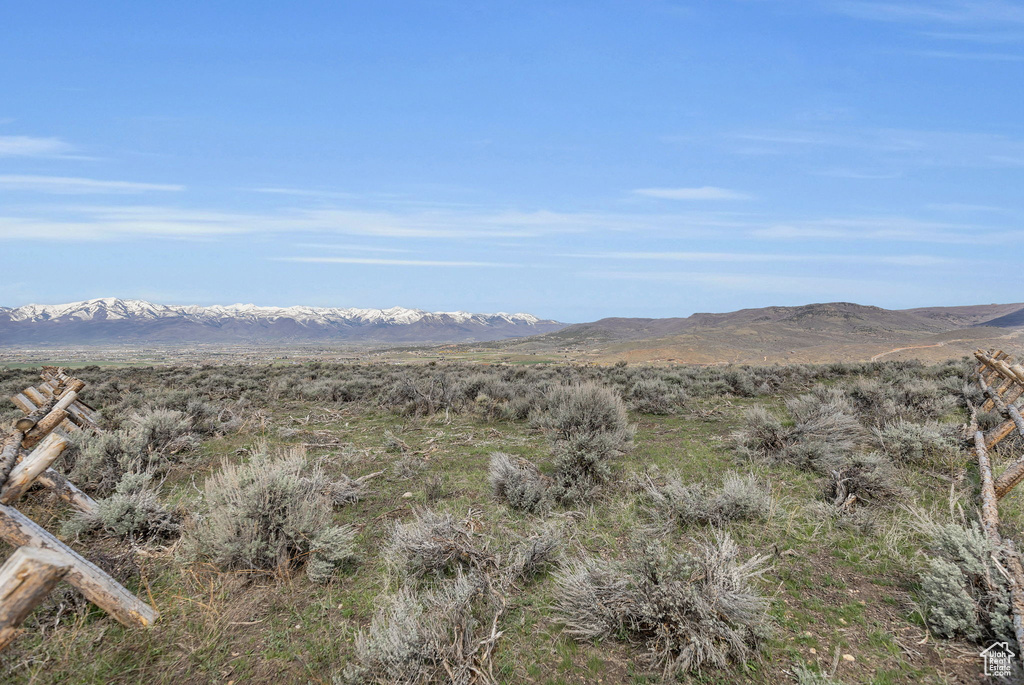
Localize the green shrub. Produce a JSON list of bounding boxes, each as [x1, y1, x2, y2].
[[554, 534, 771, 676], [626, 378, 686, 414], [384, 509, 489, 578], [186, 445, 356, 582], [503, 525, 563, 585], [920, 557, 982, 640], [62, 472, 179, 541], [916, 519, 1013, 643], [875, 420, 959, 466], [824, 452, 901, 507], [643, 471, 771, 526], [734, 391, 865, 474], [533, 383, 634, 502], [487, 452, 551, 514], [347, 573, 500, 685]]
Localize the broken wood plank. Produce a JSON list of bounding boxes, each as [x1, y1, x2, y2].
[[979, 373, 1024, 437], [0, 432, 24, 486], [52, 390, 79, 413], [22, 388, 47, 407], [983, 377, 1016, 412], [975, 430, 1001, 547], [986, 419, 1018, 450], [994, 456, 1024, 499], [0, 503, 157, 627], [58, 379, 86, 397], [62, 403, 98, 431], [9, 394, 37, 414], [21, 409, 68, 450], [14, 405, 51, 433], [1001, 539, 1024, 663], [0, 434, 68, 505], [0, 547, 71, 651], [34, 470, 98, 515]]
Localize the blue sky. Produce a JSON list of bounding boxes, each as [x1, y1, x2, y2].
[[2, 0, 1022, 322]]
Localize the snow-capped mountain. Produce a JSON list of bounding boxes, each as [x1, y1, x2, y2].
[[0, 298, 566, 345]]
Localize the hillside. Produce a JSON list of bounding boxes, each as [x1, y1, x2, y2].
[[976, 307, 1024, 329], [482, 302, 1024, 364]]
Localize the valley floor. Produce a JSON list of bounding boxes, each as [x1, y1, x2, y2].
[[0, 359, 1014, 684]]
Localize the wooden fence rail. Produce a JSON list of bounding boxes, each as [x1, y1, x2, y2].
[[971, 349, 1024, 664], [0, 367, 156, 651]]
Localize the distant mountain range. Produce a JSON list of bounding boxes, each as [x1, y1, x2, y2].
[[0, 298, 566, 345], [4, 299, 1024, 362]]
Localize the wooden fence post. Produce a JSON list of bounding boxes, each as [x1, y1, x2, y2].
[[0, 433, 69, 505], [0, 504, 158, 627], [0, 547, 71, 650]]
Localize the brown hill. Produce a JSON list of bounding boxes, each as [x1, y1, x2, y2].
[[486, 302, 1024, 364]]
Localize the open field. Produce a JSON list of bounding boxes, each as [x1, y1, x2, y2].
[[0, 358, 1018, 683]]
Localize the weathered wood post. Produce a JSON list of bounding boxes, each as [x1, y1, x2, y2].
[[0, 547, 72, 650]]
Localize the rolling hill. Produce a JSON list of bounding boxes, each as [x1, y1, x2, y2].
[[483, 302, 1024, 364]]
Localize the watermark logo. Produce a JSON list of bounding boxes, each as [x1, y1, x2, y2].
[[981, 641, 1015, 678]]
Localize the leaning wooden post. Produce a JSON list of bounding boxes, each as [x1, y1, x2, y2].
[[0, 432, 24, 486], [20, 409, 69, 450], [997, 361, 1024, 386], [978, 373, 1024, 437], [15, 406, 51, 433], [0, 547, 71, 650], [57, 379, 86, 396], [986, 420, 1019, 450], [9, 393, 37, 414], [52, 390, 79, 414], [995, 459, 1024, 499], [974, 430, 1024, 656], [21, 388, 48, 408], [0, 433, 69, 505], [976, 431, 1001, 546], [34, 470, 98, 515], [61, 404, 98, 431], [0, 504, 158, 627], [1003, 384, 1024, 410], [983, 377, 1016, 412], [1004, 539, 1024, 662]]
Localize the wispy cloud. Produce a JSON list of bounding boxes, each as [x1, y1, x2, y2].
[[0, 205, 594, 242], [748, 216, 1013, 243], [829, 0, 1024, 25], [295, 243, 413, 253], [0, 175, 184, 194], [926, 202, 1007, 212], [248, 187, 358, 200], [561, 251, 956, 266], [0, 135, 76, 158], [813, 168, 903, 179], [1, 199, 1016, 248], [578, 269, 919, 296], [274, 257, 520, 267], [921, 29, 1024, 42], [910, 49, 1024, 60], [632, 186, 752, 200], [728, 127, 1024, 170]]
